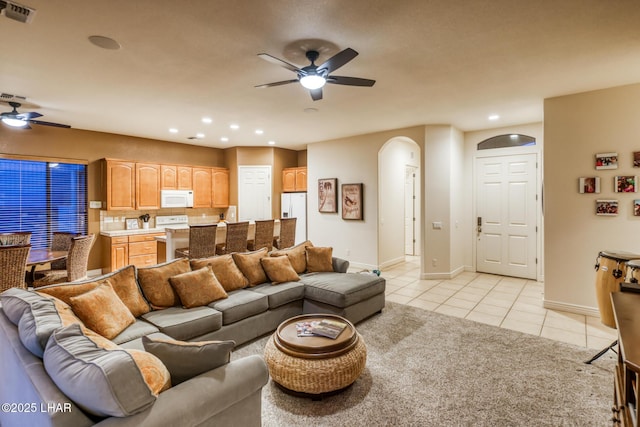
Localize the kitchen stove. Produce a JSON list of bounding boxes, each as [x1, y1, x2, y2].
[[155, 215, 189, 229]]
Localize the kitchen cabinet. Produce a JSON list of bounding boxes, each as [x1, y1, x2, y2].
[[192, 167, 213, 208], [161, 165, 193, 190], [105, 160, 136, 210], [102, 233, 163, 273], [282, 167, 307, 192], [135, 163, 161, 210], [212, 167, 229, 207]]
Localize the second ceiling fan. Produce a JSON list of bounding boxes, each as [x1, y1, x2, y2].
[[255, 48, 375, 101]]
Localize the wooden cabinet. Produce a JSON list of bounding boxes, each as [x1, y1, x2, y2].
[[161, 165, 193, 190], [135, 163, 161, 210], [282, 167, 307, 192], [212, 167, 229, 207], [105, 160, 136, 210], [193, 167, 213, 208], [102, 233, 163, 272]]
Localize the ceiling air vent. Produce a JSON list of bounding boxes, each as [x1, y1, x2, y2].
[[0, 93, 27, 104], [0, 1, 36, 24]]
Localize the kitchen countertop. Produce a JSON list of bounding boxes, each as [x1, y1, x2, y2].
[[99, 227, 167, 237]]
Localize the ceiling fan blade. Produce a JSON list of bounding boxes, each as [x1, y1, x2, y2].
[[17, 111, 43, 120], [317, 48, 358, 74], [257, 53, 302, 73], [327, 76, 376, 87], [28, 119, 71, 128], [310, 88, 323, 101], [255, 79, 299, 88]]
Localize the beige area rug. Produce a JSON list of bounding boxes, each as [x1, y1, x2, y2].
[[232, 302, 616, 426]]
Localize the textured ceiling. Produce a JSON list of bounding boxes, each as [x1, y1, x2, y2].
[[2, 0, 640, 150]]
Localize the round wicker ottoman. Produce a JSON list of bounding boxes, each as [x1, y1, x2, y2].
[[264, 314, 367, 395]]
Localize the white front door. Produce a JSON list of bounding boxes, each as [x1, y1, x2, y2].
[[238, 166, 272, 221], [476, 153, 537, 279]]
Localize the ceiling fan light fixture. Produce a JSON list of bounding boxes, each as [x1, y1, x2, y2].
[[300, 74, 326, 90], [1, 117, 28, 128]]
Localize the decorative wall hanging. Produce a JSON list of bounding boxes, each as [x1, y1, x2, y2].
[[634, 200, 640, 216], [342, 183, 363, 220], [318, 178, 338, 213], [596, 199, 618, 216], [634, 152, 640, 168], [614, 176, 637, 193], [595, 152, 618, 170], [579, 177, 600, 194]]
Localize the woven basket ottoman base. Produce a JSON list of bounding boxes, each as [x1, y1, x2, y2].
[[264, 332, 367, 395]]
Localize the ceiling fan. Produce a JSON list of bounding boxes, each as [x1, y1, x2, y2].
[[0, 102, 70, 129], [255, 47, 375, 101]]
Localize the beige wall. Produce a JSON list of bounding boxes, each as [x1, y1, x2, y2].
[[544, 83, 640, 315]]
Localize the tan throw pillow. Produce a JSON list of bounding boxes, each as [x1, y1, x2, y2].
[[260, 256, 300, 285], [306, 246, 334, 273], [142, 336, 235, 385], [69, 281, 136, 340], [137, 258, 191, 309], [232, 248, 268, 286], [168, 266, 228, 309], [190, 255, 248, 292], [270, 240, 313, 274]]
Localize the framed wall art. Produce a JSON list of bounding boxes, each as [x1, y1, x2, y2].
[[634, 200, 640, 216], [595, 152, 618, 170], [318, 178, 338, 213], [579, 177, 600, 194], [596, 199, 618, 216], [125, 218, 139, 230], [615, 176, 637, 193], [342, 183, 363, 220], [634, 151, 640, 167]]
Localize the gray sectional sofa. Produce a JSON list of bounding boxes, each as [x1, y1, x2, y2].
[[0, 245, 385, 427]]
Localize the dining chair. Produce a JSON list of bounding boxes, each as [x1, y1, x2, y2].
[[50, 232, 80, 270], [216, 221, 249, 255], [247, 219, 275, 252], [0, 244, 31, 291], [275, 217, 297, 249], [175, 224, 218, 259], [0, 231, 32, 246], [33, 234, 96, 287]]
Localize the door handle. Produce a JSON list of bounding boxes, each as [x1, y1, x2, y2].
[[477, 217, 482, 235]]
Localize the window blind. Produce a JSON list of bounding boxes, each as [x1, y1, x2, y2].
[[0, 157, 87, 250]]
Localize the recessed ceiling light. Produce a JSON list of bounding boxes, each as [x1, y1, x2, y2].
[[255, 129, 264, 135], [220, 137, 229, 142], [169, 128, 178, 134], [488, 115, 500, 121], [268, 141, 275, 145], [88, 35, 121, 50], [230, 124, 239, 130], [202, 117, 212, 124], [196, 133, 205, 139]]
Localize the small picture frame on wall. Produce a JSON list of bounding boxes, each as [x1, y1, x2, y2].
[[579, 177, 600, 194], [318, 178, 338, 213], [125, 218, 139, 230], [596, 199, 618, 216], [342, 183, 363, 220], [615, 176, 638, 193], [634, 200, 640, 216], [633, 152, 640, 168], [595, 152, 618, 170]]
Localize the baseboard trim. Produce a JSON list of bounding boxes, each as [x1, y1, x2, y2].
[[379, 257, 406, 270], [348, 261, 378, 272], [543, 299, 600, 318], [420, 265, 465, 280], [88, 268, 103, 278]]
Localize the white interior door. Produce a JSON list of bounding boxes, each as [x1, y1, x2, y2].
[[405, 166, 417, 255], [238, 166, 272, 221], [476, 153, 537, 279]]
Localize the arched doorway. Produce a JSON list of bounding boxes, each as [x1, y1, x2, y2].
[[378, 137, 421, 268]]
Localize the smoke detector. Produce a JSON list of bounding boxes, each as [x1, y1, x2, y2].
[[0, 1, 36, 24]]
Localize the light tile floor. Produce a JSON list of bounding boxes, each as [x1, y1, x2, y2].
[[376, 256, 617, 351]]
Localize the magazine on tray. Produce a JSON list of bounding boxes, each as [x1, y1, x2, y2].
[[295, 321, 320, 337], [310, 319, 348, 339]]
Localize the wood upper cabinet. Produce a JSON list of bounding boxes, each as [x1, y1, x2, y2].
[[192, 167, 213, 208], [135, 163, 161, 210], [212, 168, 229, 207], [105, 160, 136, 210], [161, 165, 193, 190], [282, 167, 307, 192]]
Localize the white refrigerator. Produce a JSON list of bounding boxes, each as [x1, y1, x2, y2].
[[281, 193, 307, 245]]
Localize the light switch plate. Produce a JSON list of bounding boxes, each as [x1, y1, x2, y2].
[[89, 201, 103, 209]]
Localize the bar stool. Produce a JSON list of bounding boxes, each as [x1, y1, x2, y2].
[[248, 219, 275, 251], [216, 221, 249, 254], [175, 224, 218, 259], [275, 217, 296, 249]]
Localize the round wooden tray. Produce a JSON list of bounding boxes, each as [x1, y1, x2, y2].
[[274, 314, 358, 359]]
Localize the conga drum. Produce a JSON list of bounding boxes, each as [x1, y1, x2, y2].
[[595, 250, 640, 328], [625, 259, 640, 284]]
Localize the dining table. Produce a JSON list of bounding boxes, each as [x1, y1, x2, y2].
[[26, 249, 68, 284]]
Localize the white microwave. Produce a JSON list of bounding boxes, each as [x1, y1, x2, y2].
[[160, 190, 194, 208]]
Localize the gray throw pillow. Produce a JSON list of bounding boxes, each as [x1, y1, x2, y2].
[[142, 336, 235, 385]]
